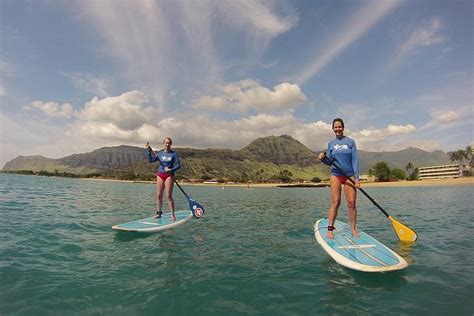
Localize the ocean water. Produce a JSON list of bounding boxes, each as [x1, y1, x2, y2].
[[0, 173, 473, 315]]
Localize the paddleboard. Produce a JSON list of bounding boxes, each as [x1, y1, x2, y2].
[[314, 218, 408, 272], [112, 210, 193, 233]]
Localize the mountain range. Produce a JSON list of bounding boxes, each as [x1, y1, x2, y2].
[[2, 135, 451, 181]]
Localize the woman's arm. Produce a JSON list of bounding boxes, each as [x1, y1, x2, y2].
[[351, 139, 360, 187], [147, 150, 158, 163], [170, 152, 181, 172]]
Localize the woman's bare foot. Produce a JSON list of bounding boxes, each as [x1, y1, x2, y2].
[[170, 214, 176, 221], [352, 230, 360, 238], [327, 231, 334, 239]]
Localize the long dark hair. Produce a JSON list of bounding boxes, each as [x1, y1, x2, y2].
[[332, 118, 345, 129]]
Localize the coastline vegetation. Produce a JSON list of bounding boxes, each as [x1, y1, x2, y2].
[[0, 158, 439, 184]]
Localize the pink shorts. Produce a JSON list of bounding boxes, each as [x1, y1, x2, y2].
[[157, 172, 171, 181]]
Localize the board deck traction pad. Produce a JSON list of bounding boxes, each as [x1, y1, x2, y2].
[[314, 218, 408, 272], [112, 210, 193, 232]]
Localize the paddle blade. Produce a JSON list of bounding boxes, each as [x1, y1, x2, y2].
[[189, 198, 205, 218], [388, 215, 418, 242]]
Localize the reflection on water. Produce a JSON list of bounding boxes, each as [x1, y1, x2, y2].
[[193, 232, 205, 242], [396, 241, 416, 265]]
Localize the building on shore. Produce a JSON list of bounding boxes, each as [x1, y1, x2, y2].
[[418, 164, 468, 180]]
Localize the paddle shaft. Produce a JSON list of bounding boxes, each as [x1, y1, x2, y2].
[[173, 180, 190, 200], [328, 157, 390, 218]]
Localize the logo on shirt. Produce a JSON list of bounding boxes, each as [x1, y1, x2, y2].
[[333, 144, 348, 151], [161, 155, 172, 162]]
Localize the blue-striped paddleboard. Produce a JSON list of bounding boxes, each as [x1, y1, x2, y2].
[[314, 218, 408, 272], [112, 210, 193, 233]]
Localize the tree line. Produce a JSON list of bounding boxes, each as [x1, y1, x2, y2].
[[449, 146, 472, 166], [368, 162, 418, 182]]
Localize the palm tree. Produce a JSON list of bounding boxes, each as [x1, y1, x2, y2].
[[465, 146, 473, 175], [449, 150, 467, 164], [449, 147, 473, 176], [465, 146, 473, 166], [405, 162, 414, 181]]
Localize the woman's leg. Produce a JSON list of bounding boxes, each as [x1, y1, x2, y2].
[[343, 182, 359, 237], [327, 175, 342, 239], [165, 176, 176, 221], [156, 176, 165, 216]]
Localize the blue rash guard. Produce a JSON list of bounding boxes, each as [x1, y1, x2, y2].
[[326, 136, 360, 180], [148, 149, 181, 175]]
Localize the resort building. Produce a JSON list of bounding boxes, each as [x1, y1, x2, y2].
[[418, 164, 465, 180]]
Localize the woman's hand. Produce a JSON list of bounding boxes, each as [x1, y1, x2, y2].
[[318, 152, 326, 161], [164, 167, 172, 173], [353, 179, 361, 188]]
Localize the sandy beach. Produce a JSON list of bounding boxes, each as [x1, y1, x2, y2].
[[172, 177, 474, 188], [79, 176, 474, 188]]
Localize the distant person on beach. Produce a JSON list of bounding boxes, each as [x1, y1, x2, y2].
[[318, 118, 360, 239], [146, 138, 181, 221]]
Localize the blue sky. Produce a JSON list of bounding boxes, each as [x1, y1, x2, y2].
[[0, 0, 472, 166]]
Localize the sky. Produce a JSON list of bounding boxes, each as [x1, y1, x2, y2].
[[0, 0, 473, 167]]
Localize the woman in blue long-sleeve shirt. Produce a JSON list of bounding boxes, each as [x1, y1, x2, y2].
[[318, 118, 360, 239], [147, 137, 181, 221]]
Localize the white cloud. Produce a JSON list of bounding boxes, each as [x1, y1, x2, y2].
[[192, 80, 307, 112], [28, 101, 74, 118], [0, 110, 72, 167], [77, 0, 180, 104], [34, 89, 423, 155], [73, 121, 138, 142], [434, 110, 458, 123], [293, 120, 334, 150], [295, 0, 403, 84], [383, 17, 446, 76], [76, 90, 158, 131], [357, 124, 415, 139], [61, 111, 322, 155], [234, 113, 296, 130], [70, 72, 110, 97], [77, 1, 296, 106], [398, 17, 445, 57], [216, 1, 297, 37], [410, 75, 472, 132], [4, 88, 451, 166]]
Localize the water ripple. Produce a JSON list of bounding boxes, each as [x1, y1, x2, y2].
[[0, 174, 473, 315]]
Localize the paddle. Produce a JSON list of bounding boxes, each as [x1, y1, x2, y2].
[[321, 154, 418, 242], [146, 142, 205, 218]]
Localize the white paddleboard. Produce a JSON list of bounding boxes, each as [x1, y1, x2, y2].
[[112, 210, 193, 233], [314, 218, 408, 272]]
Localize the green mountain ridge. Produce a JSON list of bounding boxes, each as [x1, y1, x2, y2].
[[241, 135, 319, 166], [2, 135, 451, 181]]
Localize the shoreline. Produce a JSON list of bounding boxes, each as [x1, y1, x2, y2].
[[78, 176, 474, 188]]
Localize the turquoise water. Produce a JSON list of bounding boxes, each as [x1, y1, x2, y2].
[[0, 173, 473, 315]]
